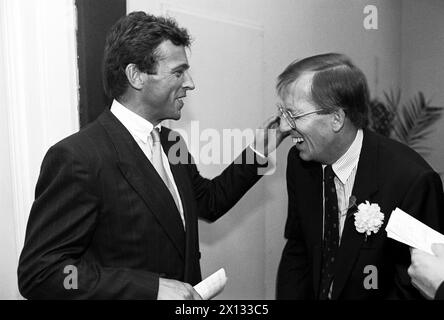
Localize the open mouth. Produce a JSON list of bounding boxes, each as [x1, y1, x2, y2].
[[176, 94, 186, 107], [292, 136, 305, 144], [176, 97, 184, 108]]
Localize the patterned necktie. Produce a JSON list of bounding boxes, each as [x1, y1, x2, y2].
[[151, 128, 184, 227], [319, 165, 339, 299]]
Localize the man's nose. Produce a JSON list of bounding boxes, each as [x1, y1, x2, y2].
[[183, 70, 195, 90], [279, 116, 292, 133]]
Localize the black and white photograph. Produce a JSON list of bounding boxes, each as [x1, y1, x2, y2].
[[1, 0, 444, 307]]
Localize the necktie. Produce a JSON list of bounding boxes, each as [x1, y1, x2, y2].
[[151, 128, 184, 228], [319, 165, 339, 299]]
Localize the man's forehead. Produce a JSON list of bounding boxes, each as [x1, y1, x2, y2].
[[282, 72, 315, 105], [155, 40, 189, 66], [289, 72, 315, 96]]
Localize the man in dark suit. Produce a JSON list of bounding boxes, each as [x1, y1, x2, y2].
[[275, 53, 444, 299], [18, 11, 284, 299]]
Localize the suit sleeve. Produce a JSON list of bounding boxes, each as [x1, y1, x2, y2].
[[187, 145, 268, 222], [276, 148, 312, 299], [435, 281, 444, 300], [18, 144, 159, 299], [390, 170, 444, 299]]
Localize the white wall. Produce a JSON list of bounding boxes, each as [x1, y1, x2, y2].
[[129, 0, 402, 299], [400, 0, 444, 174]]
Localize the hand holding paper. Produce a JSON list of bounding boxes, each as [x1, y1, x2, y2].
[[193, 268, 227, 300], [386, 208, 444, 255]]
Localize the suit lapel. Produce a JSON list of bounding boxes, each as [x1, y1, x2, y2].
[[331, 130, 379, 299], [98, 110, 186, 260], [160, 127, 201, 282], [159, 127, 194, 233]]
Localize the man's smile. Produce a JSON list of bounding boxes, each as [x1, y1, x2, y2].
[[291, 135, 305, 144]]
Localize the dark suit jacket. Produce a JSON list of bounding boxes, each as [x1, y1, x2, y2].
[[18, 109, 266, 299], [436, 282, 444, 300], [277, 129, 444, 300]]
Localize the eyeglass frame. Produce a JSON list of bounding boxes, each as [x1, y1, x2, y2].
[[277, 103, 330, 130]]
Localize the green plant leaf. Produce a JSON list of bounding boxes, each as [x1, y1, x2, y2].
[[391, 91, 443, 156]]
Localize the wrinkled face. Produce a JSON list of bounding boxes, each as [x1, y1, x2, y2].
[[142, 40, 195, 122], [279, 72, 336, 164]]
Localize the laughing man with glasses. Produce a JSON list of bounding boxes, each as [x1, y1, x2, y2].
[[275, 53, 444, 300]]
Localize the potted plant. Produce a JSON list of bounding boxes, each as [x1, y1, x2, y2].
[[368, 90, 443, 157]]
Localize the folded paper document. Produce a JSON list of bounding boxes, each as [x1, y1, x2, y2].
[[386, 208, 444, 255], [193, 268, 227, 300]]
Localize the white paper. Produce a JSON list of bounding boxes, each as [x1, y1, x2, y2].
[[386, 208, 444, 255], [387, 230, 417, 248], [193, 268, 227, 300]]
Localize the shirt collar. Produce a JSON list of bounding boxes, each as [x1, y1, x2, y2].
[[110, 99, 161, 144], [331, 129, 363, 184]]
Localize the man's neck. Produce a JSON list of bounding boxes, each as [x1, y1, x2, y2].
[[326, 127, 358, 165], [117, 96, 160, 126]]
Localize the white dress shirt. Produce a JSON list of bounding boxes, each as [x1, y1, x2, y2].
[[323, 129, 363, 298], [323, 129, 363, 243], [110, 100, 185, 227]]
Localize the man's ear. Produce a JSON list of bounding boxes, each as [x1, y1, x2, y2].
[[125, 64, 147, 90], [331, 108, 346, 132]]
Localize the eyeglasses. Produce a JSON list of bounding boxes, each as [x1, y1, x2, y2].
[[277, 103, 328, 130]]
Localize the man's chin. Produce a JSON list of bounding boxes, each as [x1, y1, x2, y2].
[[159, 113, 181, 123], [169, 108, 182, 120], [172, 110, 181, 120], [298, 151, 312, 162]]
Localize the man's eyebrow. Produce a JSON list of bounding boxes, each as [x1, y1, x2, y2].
[[171, 63, 190, 71]]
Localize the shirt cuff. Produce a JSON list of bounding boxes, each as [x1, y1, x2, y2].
[[249, 144, 267, 160]]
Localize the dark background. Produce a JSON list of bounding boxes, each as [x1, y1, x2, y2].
[[76, 0, 126, 127]]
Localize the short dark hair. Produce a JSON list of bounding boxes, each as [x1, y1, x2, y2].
[[102, 11, 191, 99], [277, 53, 369, 128]]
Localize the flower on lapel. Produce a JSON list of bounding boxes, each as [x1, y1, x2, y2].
[[354, 201, 385, 237]]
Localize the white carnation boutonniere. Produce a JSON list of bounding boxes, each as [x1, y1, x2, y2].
[[353, 200, 385, 240]]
